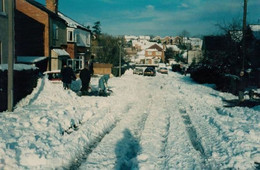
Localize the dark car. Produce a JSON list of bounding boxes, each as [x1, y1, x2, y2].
[[144, 67, 156, 76]]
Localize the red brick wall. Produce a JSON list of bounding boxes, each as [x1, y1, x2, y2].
[[16, 0, 50, 57], [66, 43, 76, 59], [46, 0, 58, 13]]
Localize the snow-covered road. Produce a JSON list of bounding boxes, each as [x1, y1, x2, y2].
[[0, 69, 259, 169]]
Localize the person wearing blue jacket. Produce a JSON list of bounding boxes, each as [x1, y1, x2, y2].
[[98, 74, 113, 96]]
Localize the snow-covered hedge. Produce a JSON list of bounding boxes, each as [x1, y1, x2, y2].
[[0, 64, 39, 112]]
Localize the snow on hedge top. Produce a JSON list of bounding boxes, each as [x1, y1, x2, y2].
[[0, 64, 38, 71]]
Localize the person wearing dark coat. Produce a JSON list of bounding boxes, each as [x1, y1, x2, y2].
[[80, 63, 91, 93], [61, 64, 76, 90], [89, 55, 95, 76], [237, 71, 246, 102]]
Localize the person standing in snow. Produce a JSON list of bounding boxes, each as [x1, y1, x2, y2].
[[79, 62, 91, 94], [89, 55, 95, 76], [61, 64, 76, 90], [237, 70, 246, 102], [98, 74, 113, 96]]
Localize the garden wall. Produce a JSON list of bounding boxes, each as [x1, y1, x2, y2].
[[0, 65, 39, 112]]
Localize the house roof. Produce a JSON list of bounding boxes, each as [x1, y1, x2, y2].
[[147, 44, 163, 51], [58, 12, 91, 32], [17, 56, 47, 64], [166, 45, 180, 51], [250, 24, 260, 40], [52, 49, 70, 56]]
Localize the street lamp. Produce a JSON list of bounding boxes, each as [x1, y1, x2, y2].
[[118, 40, 122, 77]]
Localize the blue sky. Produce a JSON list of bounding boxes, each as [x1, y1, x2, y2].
[[36, 0, 260, 37]]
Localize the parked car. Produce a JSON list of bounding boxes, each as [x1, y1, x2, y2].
[[44, 70, 62, 83], [133, 67, 144, 75], [144, 67, 156, 76], [158, 67, 168, 74]]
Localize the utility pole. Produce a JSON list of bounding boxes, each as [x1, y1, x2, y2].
[[242, 0, 247, 73], [8, 0, 14, 112], [118, 40, 122, 77]]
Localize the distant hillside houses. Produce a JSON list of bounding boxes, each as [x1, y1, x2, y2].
[[126, 34, 203, 66], [124, 35, 150, 42]]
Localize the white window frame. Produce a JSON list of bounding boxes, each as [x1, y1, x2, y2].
[[67, 30, 74, 42], [147, 51, 152, 55], [67, 57, 83, 71], [156, 51, 162, 55]]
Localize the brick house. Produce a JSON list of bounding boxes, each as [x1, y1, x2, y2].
[[58, 12, 91, 72], [15, 0, 69, 71], [145, 44, 165, 64]]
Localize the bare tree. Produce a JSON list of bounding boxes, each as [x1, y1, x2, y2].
[[180, 30, 190, 38]]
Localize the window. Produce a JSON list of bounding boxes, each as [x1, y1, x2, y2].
[[76, 33, 80, 43], [147, 51, 152, 55], [67, 30, 74, 42], [53, 24, 58, 40], [0, 0, 4, 13], [156, 51, 162, 55], [86, 33, 90, 46]]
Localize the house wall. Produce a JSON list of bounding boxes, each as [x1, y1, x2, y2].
[[187, 50, 202, 64], [66, 43, 76, 59], [15, 10, 45, 56], [49, 18, 67, 48], [0, 0, 8, 64], [16, 0, 50, 57], [145, 50, 164, 62]]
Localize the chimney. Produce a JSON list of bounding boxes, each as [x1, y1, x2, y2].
[[46, 0, 58, 13]]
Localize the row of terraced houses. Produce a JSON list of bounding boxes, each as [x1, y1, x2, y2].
[[0, 0, 91, 72]]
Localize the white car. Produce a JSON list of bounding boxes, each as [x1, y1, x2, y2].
[[158, 67, 168, 74], [133, 67, 144, 75]]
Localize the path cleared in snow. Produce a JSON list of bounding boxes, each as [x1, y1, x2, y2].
[[0, 69, 259, 169]]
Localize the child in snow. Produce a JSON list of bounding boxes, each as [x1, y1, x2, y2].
[[98, 74, 113, 96]]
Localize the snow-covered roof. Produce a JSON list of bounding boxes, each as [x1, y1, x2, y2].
[[52, 49, 70, 56], [250, 25, 260, 31], [17, 56, 47, 64], [250, 25, 260, 40], [0, 64, 38, 71], [58, 12, 89, 31], [166, 45, 180, 51]]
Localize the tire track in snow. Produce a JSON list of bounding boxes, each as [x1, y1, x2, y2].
[[176, 92, 230, 168], [67, 102, 135, 169], [79, 94, 153, 169], [162, 77, 211, 169], [179, 108, 210, 168], [137, 76, 173, 169], [66, 75, 153, 169]]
